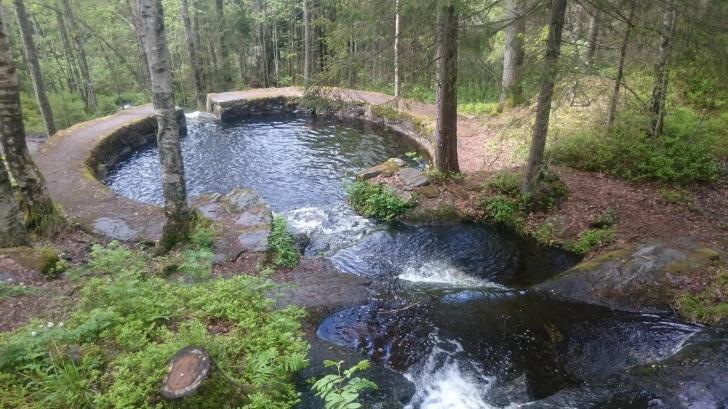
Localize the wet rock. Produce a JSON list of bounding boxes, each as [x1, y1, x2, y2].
[[93, 217, 137, 240], [398, 167, 429, 189], [193, 188, 272, 261], [534, 241, 722, 313], [357, 158, 403, 181], [414, 184, 440, 198]]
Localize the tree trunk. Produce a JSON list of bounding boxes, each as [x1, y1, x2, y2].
[[0, 5, 55, 230], [302, 0, 311, 84], [606, 0, 635, 128], [521, 0, 567, 196], [128, 0, 151, 89], [137, 0, 191, 253], [0, 157, 27, 247], [55, 10, 81, 97], [61, 0, 97, 114], [497, 0, 525, 112], [214, 0, 230, 89], [394, 0, 401, 97], [648, 5, 676, 138], [585, 10, 599, 67], [434, 1, 459, 173], [181, 0, 205, 110], [13, 0, 55, 136]]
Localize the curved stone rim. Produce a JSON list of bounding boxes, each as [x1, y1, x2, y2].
[[35, 87, 439, 242]]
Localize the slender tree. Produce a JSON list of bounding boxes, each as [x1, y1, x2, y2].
[[394, 0, 401, 97], [55, 10, 80, 97], [181, 0, 206, 110], [521, 0, 568, 195], [137, 0, 191, 253], [61, 0, 97, 114], [0, 159, 28, 247], [585, 10, 599, 67], [606, 0, 636, 128], [128, 0, 151, 89], [303, 0, 311, 85], [497, 0, 526, 112], [0, 4, 55, 229], [214, 0, 231, 89], [648, 4, 677, 138], [13, 0, 55, 136], [434, 0, 459, 173]]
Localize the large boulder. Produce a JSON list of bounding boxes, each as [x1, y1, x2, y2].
[[534, 240, 722, 313], [356, 158, 405, 181], [397, 167, 429, 189], [193, 188, 272, 261]]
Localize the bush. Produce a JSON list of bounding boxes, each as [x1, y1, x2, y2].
[[479, 194, 525, 232], [568, 227, 615, 255], [347, 181, 416, 221], [267, 216, 300, 268], [546, 108, 725, 184], [0, 243, 309, 409]]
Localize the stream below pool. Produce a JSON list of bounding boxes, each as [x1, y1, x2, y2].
[[106, 113, 703, 408]]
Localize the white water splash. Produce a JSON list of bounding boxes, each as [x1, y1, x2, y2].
[[405, 336, 498, 409], [399, 260, 506, 289], [184, 111, 216, 120], [282, 206, 376, 256]]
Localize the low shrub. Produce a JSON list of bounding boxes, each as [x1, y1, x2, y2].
[[267, 216, 300, 268], [0, 243, 309, 409], [312, 360, 378, 409], [347, 181, 416, 221], [568, 227, 615, 255], [675, 268, 728, 324], [479, 194, 525, 232]]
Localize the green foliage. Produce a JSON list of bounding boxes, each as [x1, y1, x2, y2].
[[0, 283, 35, 299], [44, 259, 71, 279], [312, 360, 378, 409], [267, 216, 300, 268], [480, 194, 525, 232], [547, 107, 726, 184], [0, 243, 308, 409], [675, 268, 728, 324], [458, 102, 499, 116], [424, 167, 464, 184], [178, 248, 214, 281], [568, 227, 615, 255], [347, 181, 416, 221], [485, 170, 521, 196]]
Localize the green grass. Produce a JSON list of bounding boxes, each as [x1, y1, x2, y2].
[[267, 216, 300, 268], [675, 268, 728, 324], [347, 181, 416, 222], [0, 242, 308, 409], [568, 227, 616, 255], [458, 102, 499, 116], [0, 283, 35, 300]]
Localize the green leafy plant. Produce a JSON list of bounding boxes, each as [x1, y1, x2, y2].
[[424, 167, 464, 184], [569, 227, 615, 255], [479, 194, 525, 233], [312, 360, 378, 409], [347, 181, 416, 221], [267, 216, 300, 268], [0, 283, 35, 299]]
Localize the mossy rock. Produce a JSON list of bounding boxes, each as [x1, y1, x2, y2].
[[0, 246, 60, 276]]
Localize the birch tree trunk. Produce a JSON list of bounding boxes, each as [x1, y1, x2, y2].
[[214, 0, 231, 89], [128, 0, 151, 89], [303, 0, 311, 85], [0, 158, 27, 247], [649, 5, 677, 138], [61, 0, 97, 114], [498, 0, 525, 112], [434, 1, 459, 173], [13, 0, 55, 136], [606, 0, 635, 128], [0, 5, 55, 230], [181, 0, 205, 110], [137, 0, 191, 253], [585, 10, 599, 67], [521, 0, 567, 195], [394, 0, 401, 97]]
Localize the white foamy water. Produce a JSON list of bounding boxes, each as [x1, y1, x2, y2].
[[184, 111, 216, 120], [399, 261, 506, 289], [405, 336, 498, 409], [282, 206, 376, 256]]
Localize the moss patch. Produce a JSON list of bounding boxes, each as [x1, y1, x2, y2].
[[0, 247, 59, 276]]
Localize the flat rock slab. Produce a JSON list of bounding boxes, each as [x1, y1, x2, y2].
[[93, 217, 138, 241], [398, 167, 429, 189], [193, 188, 272, 261]]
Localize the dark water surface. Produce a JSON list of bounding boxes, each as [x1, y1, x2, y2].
[[104, 114, 701, 409], [105, 113, 424, 211]]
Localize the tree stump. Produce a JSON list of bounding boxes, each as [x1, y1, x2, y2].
[[160, 346, 212, 400]]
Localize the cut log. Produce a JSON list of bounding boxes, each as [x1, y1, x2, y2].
[[160, 346, 212, 399]]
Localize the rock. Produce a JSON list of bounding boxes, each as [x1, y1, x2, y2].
[[356, 158, 403, 180], [0, 247, 59, 277], [93, 217, 137, 240], [193, 188, 272, 261], [398, 167, 429, 189], [414, 184, 440, 198], [534, 241, 722, 313]]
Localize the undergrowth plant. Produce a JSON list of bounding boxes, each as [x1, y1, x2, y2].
[[267, 216, 300, 268], [311, 360, 378, 409], [568, 227, 615, 255], [0, 241, 309, 409], [347, 181, 416, 221]]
